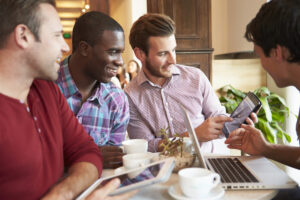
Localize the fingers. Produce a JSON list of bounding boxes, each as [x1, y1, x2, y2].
[[213, 115, 232, 123], [86, 179, 120, 200]]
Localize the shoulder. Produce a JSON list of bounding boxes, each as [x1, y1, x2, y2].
[[101, 82, 128, 104], [124, 75, 139, 96], [175, 64, 209, 84]]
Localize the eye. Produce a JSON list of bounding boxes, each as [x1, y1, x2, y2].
[[107, 50, 123, 56], [158, 52, 167, 56]]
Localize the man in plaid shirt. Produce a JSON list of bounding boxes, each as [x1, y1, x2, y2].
[[56, 11, 129, 169]]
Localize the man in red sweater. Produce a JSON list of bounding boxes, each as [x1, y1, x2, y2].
[[0, 0, 135, 199]]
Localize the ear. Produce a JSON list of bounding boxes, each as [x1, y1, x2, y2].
[[78, 41, 91, 57], [272, 45, 290, 62], [133, 47, 146, 62], [14, 24, 34, 49]]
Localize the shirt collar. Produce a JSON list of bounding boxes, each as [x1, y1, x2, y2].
[[57, 55, 104, 105], [136, 64, 181, 87]]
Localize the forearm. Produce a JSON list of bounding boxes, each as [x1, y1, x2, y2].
[[263, 144, 300, 169], [42, 162, 99, 200]]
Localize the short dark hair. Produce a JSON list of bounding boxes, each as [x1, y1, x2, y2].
[[0, 0, 56, 48], [129, 13, 175, 55], [72, 11, 124, 52], [245, 0, 300, 63]]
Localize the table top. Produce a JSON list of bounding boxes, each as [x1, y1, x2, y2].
[[102, 169, 278, 200]]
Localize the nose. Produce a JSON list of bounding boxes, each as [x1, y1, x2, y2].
[[61, 38, 70, 53], [115, 54, 124, 68], [168, 51, 176, 64]]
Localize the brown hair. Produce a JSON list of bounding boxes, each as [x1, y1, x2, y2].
[[0, 0, 56, 48], [129, 13, 175, 55]]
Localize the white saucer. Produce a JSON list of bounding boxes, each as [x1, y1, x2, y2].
[[114, 166, 126, 175], [168, 183, 224, 200]]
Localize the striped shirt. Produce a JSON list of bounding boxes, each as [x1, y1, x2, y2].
[[56, 56, 129, 146], [124, 64, 227, 152]]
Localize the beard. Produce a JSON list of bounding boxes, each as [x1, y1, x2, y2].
[[144, 58, 173, 78]]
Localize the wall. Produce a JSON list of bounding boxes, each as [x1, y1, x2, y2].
[[211, 0, 265, 55], [109, 0, 147, 65]]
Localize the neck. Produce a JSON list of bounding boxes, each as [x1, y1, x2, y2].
[[68, 53, 97, 101], [142, 68, 167, 87], [0, 49, 33, 103]]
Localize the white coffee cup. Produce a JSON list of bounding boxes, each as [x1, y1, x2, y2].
[[122, 139, 148, 154], [178, 168, 220, 198], [122, 153, 152, 178]]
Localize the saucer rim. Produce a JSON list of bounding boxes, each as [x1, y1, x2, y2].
[[168, 183, 225, 200]]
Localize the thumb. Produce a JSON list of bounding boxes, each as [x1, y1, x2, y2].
[[86, 178, 120, 200]]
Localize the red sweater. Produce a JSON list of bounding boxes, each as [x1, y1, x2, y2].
[[0, 80, 103, 200]]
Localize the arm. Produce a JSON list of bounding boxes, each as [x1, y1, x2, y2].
[[42, 162, 98, 200], [127, 96, 161, 152], [46, 84, 103, 199], [225, 124, 300, 169], [193, 71, 231, 141]]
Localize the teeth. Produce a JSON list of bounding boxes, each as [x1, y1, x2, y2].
[[108, 68, 117, 73]]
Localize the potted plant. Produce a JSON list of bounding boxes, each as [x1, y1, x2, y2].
[[159, 128, 195, 172], [218, 85, 292, 144]]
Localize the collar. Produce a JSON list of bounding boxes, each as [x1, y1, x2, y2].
[[57, 55, 103, 105], [136, 64, 181, 87]]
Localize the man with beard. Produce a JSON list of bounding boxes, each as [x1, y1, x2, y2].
[[56, 12, 129, 169], [124, 14, 233, 153]]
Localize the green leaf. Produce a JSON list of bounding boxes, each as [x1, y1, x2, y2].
[[259, 96, 272, 122], [268, 93, 287, 107], [256, 119, 276, 144], [254, 87, 271, 97]]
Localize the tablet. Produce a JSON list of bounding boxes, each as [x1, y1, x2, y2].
[[76, 157, 175, 200]]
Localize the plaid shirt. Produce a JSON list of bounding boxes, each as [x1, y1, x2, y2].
[[55, 56, 129, 146]]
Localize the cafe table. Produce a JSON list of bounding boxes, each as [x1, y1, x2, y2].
[[102, 169, 278, 200]]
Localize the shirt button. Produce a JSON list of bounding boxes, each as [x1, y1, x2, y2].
[[38, 128, 41, 133], [166, 102, 168, 106], [26, 107, 30, 112], [170, 118, 173, 121], [33, 116, 37, 121]]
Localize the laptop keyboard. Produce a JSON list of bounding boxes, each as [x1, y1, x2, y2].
[[207, 158, 259, 183]]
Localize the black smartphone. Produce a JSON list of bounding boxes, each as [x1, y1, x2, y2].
[[223, 92, 261, 138]]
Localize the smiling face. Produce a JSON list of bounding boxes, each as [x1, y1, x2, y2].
[[141, 34, 177, 85], [85, 30, 125, 83], [28, 3, 69, 81]]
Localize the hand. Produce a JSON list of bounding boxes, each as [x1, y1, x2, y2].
[[245, 112, 258, 126], [225, 124, 269, 155], [86, 178, 137, 200], [195, 115, 232, 142], [99, 146, 124, 169]]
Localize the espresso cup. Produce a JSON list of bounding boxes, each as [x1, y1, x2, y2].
[[178, 168, 220, 198], [122, 139, 148, 154], [122, 153, 152, 178]]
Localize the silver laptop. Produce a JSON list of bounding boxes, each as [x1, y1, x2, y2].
[[180, 105, 298, 190]]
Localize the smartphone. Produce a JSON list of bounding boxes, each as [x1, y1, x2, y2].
[[223, 92, 261, 138], [75, 157, 175, 200]]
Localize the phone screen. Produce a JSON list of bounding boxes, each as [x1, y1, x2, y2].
[[223, 94, 259, 138]]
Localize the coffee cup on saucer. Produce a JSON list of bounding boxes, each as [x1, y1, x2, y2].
[[178, 167, 220, 198], [122, 139, 148, 154], [122, 153, 152, 178]]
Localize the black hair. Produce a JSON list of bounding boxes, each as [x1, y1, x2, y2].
[[245, 0, 300, 63], [72, 11, 124, 52]]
